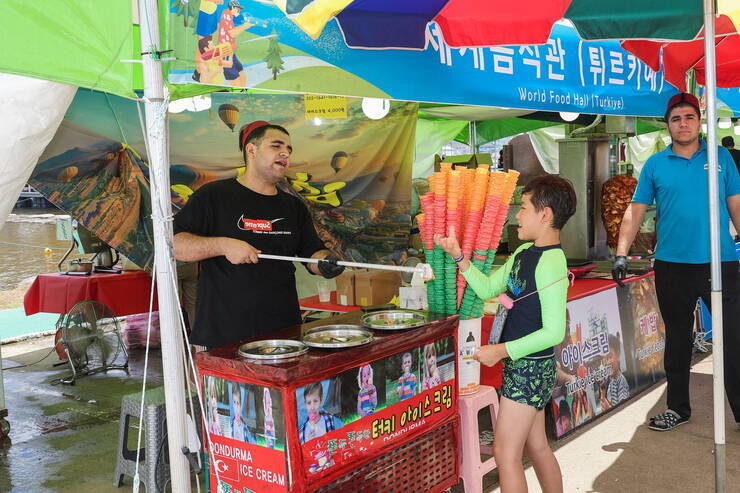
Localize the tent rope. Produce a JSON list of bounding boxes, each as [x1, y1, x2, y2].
[[104, 92, 129, 146]]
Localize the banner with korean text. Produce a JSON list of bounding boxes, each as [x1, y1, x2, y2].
[[551, 277, 666, 438], [295, 337, 456, 485], [169, 2, 678, 117]]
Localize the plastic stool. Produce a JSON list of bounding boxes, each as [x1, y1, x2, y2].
[[458, 385, 499, 493], [114, 386, 176, 492]]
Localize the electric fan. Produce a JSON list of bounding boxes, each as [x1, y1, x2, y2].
[[55, 301, 129, 385]]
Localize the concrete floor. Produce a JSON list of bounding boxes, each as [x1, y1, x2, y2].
[[0, 336, 182, 493], [1, 336, 738, 492]]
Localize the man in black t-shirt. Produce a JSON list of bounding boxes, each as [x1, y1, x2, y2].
[[722, 136, 740, 174], [173, 121, 343, 348], [722, 136, 740, 239]]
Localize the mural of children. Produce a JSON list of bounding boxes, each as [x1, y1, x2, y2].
[[218, 0, 254, 87], [195, 35, 226, 86], [230, 384, 255, 443], [206, 377, 223, 436], [357, 365, 377, 417], [422, 343, 442, 391], [299, 382, 343, 443], [396, 352, 417, 401], [196, 0, 224, 39], [606, 334, 630, 407], [262, 387, 276, 449]]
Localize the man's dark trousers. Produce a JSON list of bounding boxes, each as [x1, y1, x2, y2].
[[653, 260, 740, 421]]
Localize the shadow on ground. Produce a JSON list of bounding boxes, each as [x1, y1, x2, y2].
[[588, 372, 739, 493]]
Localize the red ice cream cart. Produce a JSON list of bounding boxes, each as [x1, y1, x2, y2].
[[196, 311, 460, 493]]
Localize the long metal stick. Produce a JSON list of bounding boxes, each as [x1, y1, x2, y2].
[[702, 1, 725, 491], [257, 253, 425, 274]]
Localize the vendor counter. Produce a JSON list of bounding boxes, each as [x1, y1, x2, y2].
[[480, 272, 655, 390], [197, 311, 460, 493], [544, 270, 665, 438], [196, 269, 664, 493]]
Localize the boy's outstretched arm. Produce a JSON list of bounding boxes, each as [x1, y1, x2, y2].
[[460, 253, 514, 301], [434, 225, 526, 299], [504, 249, 568, 361]]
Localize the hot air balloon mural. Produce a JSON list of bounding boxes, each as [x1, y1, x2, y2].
[[57, 166, 78, 183], [371, 199, 385, 212], [330, 151, 348, 173], [218, 103, 240, 131]]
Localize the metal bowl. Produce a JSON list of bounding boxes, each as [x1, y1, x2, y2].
[[360, 310, 427, 331], [238, 339, 308, 360], [303, 325, 373, 349]]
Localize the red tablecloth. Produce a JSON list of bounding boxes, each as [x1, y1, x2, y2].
[[298, 291, 360, 313], [24, 271, 157, 317]]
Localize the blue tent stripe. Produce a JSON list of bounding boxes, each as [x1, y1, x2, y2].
[[336, 0, 449, 49]]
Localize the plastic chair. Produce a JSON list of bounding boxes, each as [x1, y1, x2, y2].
[[114, 386, 169, 492], [458, 385, 499, 493]]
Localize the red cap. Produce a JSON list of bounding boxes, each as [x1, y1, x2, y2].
[[238, 120, 271, 151], [665, 93, 700, 119]]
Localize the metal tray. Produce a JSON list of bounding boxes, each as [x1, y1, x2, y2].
[[238, 339, 308, 360], [360, 310, 427, 331], [302, 325, 373, 348]]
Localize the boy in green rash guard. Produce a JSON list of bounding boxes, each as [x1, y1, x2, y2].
[[435, 175, 576, 493]]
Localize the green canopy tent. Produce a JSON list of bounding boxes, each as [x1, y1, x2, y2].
[[2, 1, 737, 491]]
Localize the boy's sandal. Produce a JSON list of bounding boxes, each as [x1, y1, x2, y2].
[[648, 410, 689, 431]]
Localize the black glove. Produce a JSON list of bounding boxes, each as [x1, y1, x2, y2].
[[317, 254, 344, 279], [612, 255, 628, 287]]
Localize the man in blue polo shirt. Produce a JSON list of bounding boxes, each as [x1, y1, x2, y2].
[[613, 92, 740, 431]]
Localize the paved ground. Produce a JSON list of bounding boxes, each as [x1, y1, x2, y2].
[[489, 354, 740, 493], [1, 336, 738, 492]]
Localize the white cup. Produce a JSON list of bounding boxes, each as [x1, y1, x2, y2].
[[317, 279, 331, 302]]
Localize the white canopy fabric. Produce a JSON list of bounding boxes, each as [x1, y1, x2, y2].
[[0, 73, 76, 230], [528, 126, 671, 176]]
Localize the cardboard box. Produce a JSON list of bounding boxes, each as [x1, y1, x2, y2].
[[354, 269, 401, 306], [335, 271, 356, 306]]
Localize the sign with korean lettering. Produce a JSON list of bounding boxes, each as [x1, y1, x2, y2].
[[616, 276, 666, 399], [551, 288, 627, 438], [294, 337, 456, 481], [304, 95, 348, 120], [550, 277, 667, 438], [202, 374, 290, 492], [169, 3, 679, 117]]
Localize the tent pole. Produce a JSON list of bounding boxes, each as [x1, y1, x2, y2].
[[702, 1, 725, 492], [469, 121, 479, 154], [139, 0, 192, 492]]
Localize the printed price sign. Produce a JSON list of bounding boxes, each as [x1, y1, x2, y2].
[[304, 95, 348, 120]]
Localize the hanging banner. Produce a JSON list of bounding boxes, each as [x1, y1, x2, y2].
[[716, 88, 740, 117], [37, 91, 416, 265], [168, 2, 677, 117], [29, 140, 156, 270]]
